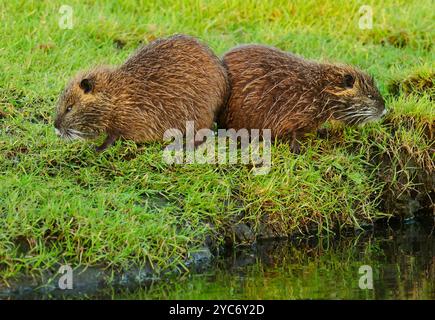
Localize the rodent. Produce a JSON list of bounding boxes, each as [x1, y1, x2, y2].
[[54, 34, 228, 151], [217, 44, 387, 153]]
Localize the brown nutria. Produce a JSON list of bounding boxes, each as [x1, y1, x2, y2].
[[54, 34, 228, 151], [218, 45, 387, 153]]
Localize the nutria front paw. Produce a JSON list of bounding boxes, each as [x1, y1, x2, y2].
[[316, 128, 329, 139], [95, 134, 118, 152], [95, 144, 108, 153], [290, 139, 301, 154]]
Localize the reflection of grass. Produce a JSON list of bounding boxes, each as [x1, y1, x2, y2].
[[0, 0, 434, 282], [108, 226, 435, 300]]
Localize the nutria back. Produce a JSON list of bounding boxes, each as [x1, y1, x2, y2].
[[55, 34, 228, 150], [218, 45, 386, 152]]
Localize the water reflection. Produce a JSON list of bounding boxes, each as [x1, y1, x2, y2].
[[116, 218, 434, 300], [4, 218, 434, 299]]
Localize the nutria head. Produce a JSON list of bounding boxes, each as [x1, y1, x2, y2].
[[321, 64, 386, 125], [54, 67, 116, 140]]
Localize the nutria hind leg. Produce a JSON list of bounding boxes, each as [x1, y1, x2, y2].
[[289, 127, 318, 154], [280, 131, 300, 154], [316, 127, 329, 139], [95, 134, 118, 152], [290, 135, 301, 154], [285, 130, 305, 154]]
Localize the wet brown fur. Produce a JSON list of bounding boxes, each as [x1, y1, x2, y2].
[[55, 34, 229, 151], [218, 45, 386, 152]]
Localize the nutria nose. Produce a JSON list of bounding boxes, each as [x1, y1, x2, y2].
[[54, 118, 61, 129]]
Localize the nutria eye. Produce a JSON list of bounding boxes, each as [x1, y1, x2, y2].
[[367, 94, 373, 99], [343, 74, 355, 88], [66, 105, 73, 113]]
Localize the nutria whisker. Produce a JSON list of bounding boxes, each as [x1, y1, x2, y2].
[[66, 129, 85, 141]]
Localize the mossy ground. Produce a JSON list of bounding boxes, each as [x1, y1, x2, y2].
[[0, 0, 433, 284]]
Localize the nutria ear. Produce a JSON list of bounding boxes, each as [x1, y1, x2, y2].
[[80, 78, 94, 94], [343, 74, 355, 89]]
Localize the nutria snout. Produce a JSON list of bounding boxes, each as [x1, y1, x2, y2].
[[218, 44, 387, 153], [54, 34, 229, 151]]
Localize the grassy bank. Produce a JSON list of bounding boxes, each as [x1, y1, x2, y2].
[[0, 0, 433, 283]]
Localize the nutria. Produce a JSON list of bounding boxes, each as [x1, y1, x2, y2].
[[54, 34, 228, 151], [218, 45, 387, 153]]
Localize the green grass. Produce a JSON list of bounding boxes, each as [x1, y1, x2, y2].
[[0, 0, 434, 283]]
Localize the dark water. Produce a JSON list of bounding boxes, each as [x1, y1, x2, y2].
[[3, 218, 434, 299], [118, 219, 434, 300]]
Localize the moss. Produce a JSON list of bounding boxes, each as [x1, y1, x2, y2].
[[388, 72, 435, 100]]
